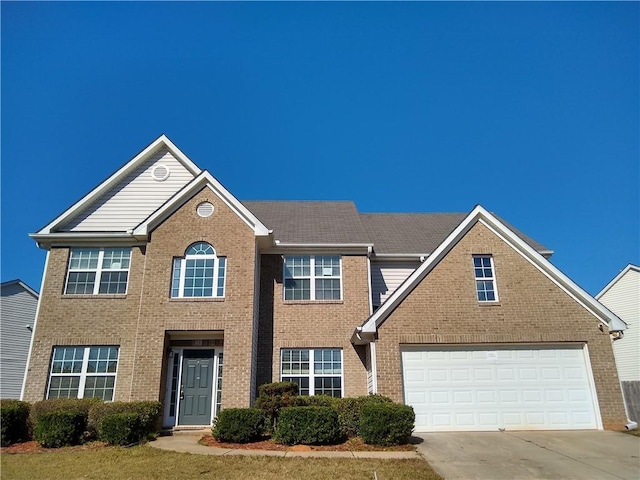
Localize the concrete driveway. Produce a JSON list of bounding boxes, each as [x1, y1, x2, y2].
[[414, 430, 640, 480]]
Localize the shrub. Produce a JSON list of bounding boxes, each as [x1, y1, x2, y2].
[[33, 411, 85, 447], [290, 395, 337, 408], [0, 400, 30, 446], [88, 401, 161, 439], [99, 412, 142, 446], [335, 394, 393, 437], [254, 382, 298, 431], [359, 403, 415, 446], [274, 406, 342, 445], [30, 398, 99, 441], [212, 408, 265, 443]]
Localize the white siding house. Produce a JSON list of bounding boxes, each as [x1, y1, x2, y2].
[[1, 280, 38, 399]]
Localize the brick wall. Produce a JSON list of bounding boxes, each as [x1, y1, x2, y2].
[[256, 254, 371, 397], [374, 221, 627, 430]]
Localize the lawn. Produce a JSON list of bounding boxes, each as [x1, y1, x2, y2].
[[0, 444, 443, 480]]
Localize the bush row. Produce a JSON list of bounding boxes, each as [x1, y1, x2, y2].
[[0, 398, 161, 447]]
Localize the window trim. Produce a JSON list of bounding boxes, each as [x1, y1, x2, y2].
[[280, 348, 344, 398], [47, 346, 119, 401], [65, 248, 131, 295], [283, 255, 343, 301], [171, 242, 227, 299], [473, 255, 499, 302]]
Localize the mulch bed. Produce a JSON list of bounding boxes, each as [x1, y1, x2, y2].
[[199, 435, 416, 452], [1, 440, 109, 454]]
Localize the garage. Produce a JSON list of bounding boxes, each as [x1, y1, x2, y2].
[[401, 344, 601, 432]]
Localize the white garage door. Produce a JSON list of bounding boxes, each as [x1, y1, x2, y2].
[[401, 345, 600, 432]]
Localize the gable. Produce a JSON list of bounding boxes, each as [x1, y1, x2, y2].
[[60, 147, 196, 232]]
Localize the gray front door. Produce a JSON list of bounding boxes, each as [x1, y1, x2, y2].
[[178, 349, 214, 425]]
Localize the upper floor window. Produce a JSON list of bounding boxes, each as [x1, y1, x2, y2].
[[47, 346, 119, 401], [65, 248, 131, 295], [171, 242, 226, 298], [473, 255, 498, 302], [283, 255, 342, 301]]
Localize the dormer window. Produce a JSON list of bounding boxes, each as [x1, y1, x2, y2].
[[283, 255, 342, 301], [171, 242, 226, 298], [473, 255, 498, 302]]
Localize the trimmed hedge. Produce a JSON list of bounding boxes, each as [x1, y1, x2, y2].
[[212, 408, 265, 443], [274, 406, 342, 445], [359, 403, 415, 446], [88, 401, 161, 439], [33, 411, 85, 447], [99, 412, 142, 446], [0, 400, 30, 446], [254, 382, 299, 431], [290, 394, 337, 408], [257, 382, 298, 398], [335, 394, 393, 437], [30, 398, 99, 443]]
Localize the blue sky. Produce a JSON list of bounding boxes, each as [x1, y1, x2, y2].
[[2, 2, 638, 296]]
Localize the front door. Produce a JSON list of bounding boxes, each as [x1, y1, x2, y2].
[[178, 349, 215, 425]]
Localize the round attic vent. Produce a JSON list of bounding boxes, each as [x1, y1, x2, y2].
[[197, 201, 215, 218], [151, 165, 170, 182]]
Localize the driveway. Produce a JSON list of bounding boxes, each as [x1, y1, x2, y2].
[[414, 431, 640, 480]]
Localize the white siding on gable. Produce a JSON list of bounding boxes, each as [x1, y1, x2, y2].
[[598, 267, 640, 382], [1, 283, 38, 399], [61, 148, 196, 232], [371, 261, 421, 307]]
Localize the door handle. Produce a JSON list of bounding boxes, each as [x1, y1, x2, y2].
[[180, 386, 184, 400]]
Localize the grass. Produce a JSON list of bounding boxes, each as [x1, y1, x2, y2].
[[1, 444, 443, 480]]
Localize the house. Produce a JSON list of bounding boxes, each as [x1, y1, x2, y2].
[[22, 135, 628, 431], [1, 280, 38, 399], [596, 265, 640, 423]]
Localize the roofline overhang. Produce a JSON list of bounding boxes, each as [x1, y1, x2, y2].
[[0, 279, 39, 298], [371, 253, 430, 262], [29, 232, 145, 250], [596, 264, 640, 300], [262, 242, 374, 255], [354, 205, 627, 343]]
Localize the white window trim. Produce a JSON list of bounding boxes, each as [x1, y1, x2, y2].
[[473, 255, 499, 302], [283, 255, 343, 301], [47, 346, 119, 401], [171, 244, 226, 299], [280, 348, 344, 397], [65, 248, 131, 295]]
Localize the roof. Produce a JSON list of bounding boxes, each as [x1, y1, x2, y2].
[[596, 264, 640, 300], [353, 205, 626, 344], [1, 280, 39, 298], [243, 201, 371, 246]]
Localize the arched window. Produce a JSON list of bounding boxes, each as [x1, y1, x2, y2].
[[171, 242, 226, 298]]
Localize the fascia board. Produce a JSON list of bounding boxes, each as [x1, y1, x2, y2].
[[358, 205, 627, 338], [372, 253, 430, 261], [263, 243, 373, 255], [595, 264, 640, 300], [0, 280, 39, 298], [134, 171, 270, 237], [36, 135, 202, 235]]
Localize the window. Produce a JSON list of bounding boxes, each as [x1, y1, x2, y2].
[[65, 248, 131, 295], [473, 255, 498, 302], [283, 255, 342, 301], [171, 242, 226, 298], [47, 346, 119, 401], [281, 349, 343, 397]]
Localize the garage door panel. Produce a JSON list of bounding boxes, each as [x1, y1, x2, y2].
[[402, 345, 599, 432]]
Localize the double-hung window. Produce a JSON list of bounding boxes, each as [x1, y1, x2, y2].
[[47, 346, 119, 401], [280, 348, 343, 397], [65, 248, 131, 295], [283, 255, 342, 301], [473, 255, 498, 302], [171, 242, 226, 298]]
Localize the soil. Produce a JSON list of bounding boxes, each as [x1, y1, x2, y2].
[[1, 440, 109, 454], [199, 435, 416, 452]]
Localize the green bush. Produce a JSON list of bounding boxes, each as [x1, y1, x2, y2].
[[30, 398, 99, 441], [99, 412, 142, 446], [359, 403, 414, 446], [33, 411, 85, 447], [212, 408, 265, 443], [254, 382, 299, 431], [88, 401, 161, 439], [290, 394, 337, 408], [274, 406, 342, 445], [335, 394, 393, 437], [0, 400, 30, 446]]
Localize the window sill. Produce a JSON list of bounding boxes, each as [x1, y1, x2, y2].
[[283, 300, 344, 305], [61, 294, 127, 299], [169, 297, 225, 302], [478, 301, 501, 307]]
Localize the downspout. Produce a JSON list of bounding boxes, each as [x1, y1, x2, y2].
[[366, 246, 378, 393]]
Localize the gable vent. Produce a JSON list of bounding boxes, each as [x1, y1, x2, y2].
[[151, 165, 170, 182], [197, 201, 215, 218]]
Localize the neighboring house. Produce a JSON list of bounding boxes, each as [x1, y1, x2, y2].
[[597, 265, 640, 423], [1, 280, 38, 399], [22, 135, 628, 432]]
